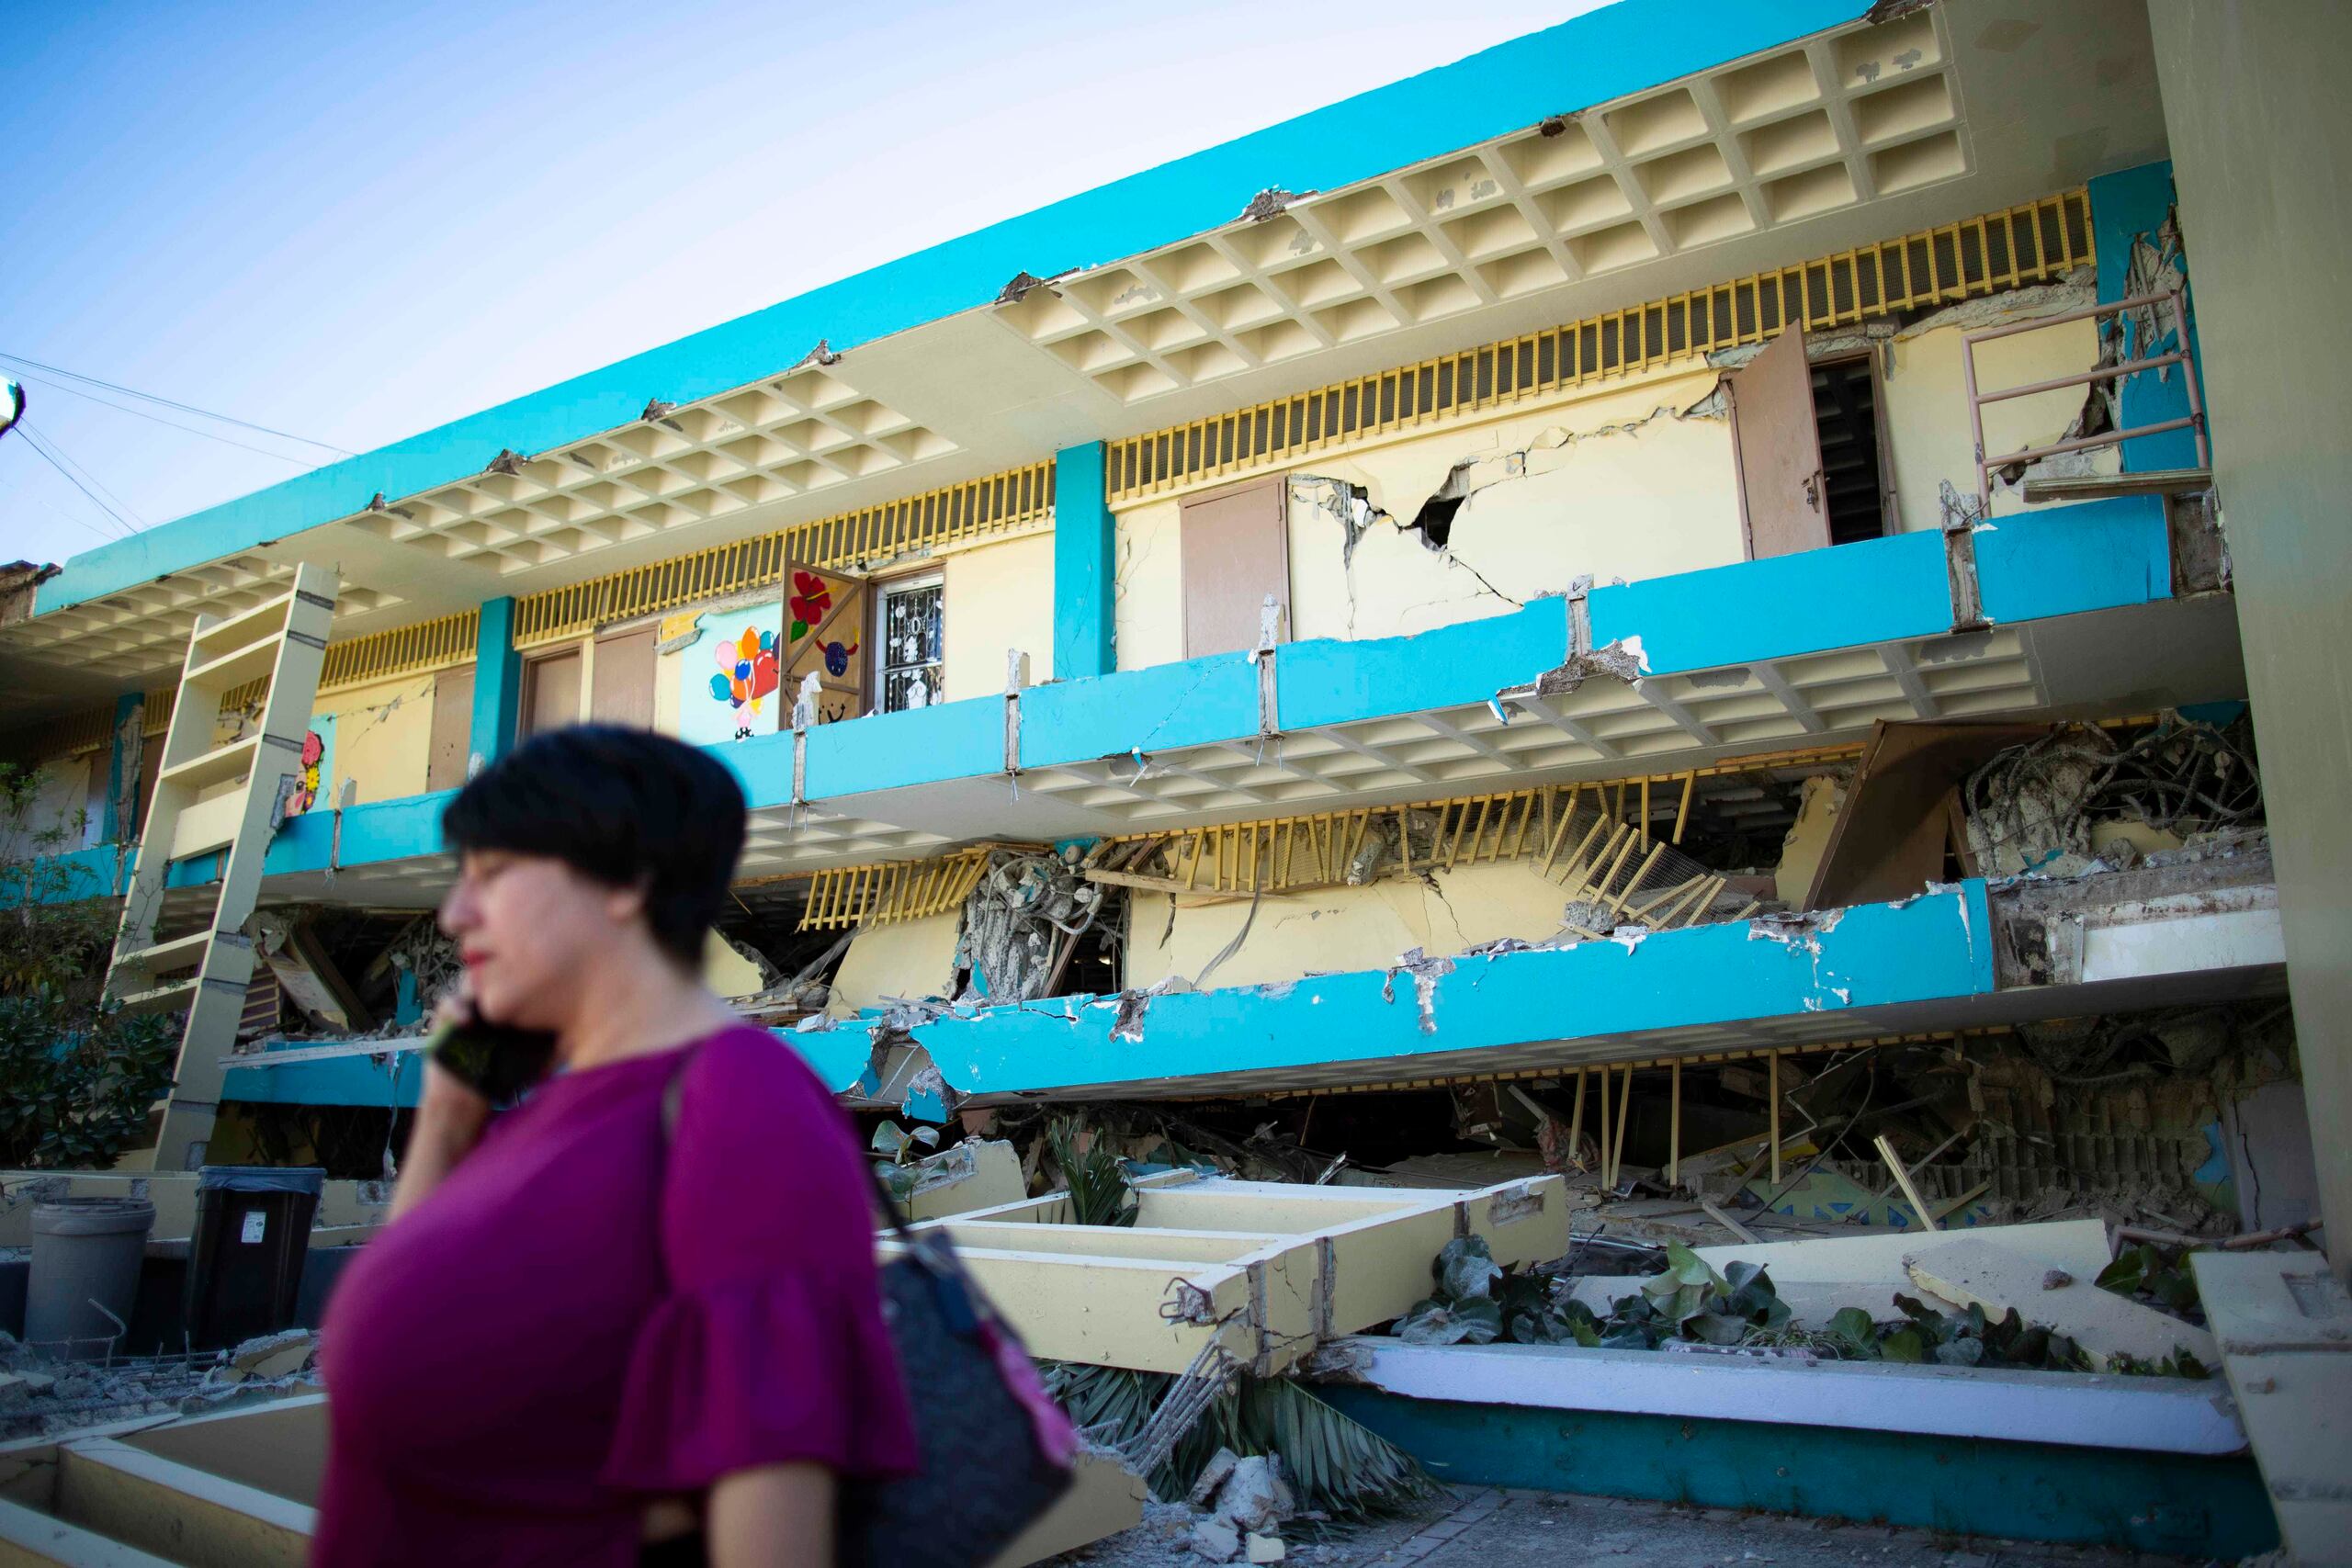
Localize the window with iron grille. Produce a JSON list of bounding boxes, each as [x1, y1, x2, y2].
[[876, 576, 944, 713]]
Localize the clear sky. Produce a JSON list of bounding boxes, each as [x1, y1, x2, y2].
[[1, 0, 1591, 572]]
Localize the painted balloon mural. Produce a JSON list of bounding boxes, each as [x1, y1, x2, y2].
[[707, 623, 782, 740]]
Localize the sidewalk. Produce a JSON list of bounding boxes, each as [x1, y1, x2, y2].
[[1059, 1486, 2212, 1568]]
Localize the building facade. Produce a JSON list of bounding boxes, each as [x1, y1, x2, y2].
[[0, 0, 2331, 1273]]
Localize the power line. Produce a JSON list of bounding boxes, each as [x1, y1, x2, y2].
[[15, 480, 128, 547], [25, 422, 146, 532], [12, 421, 143, 538], [10, 428, 135, 542], [6, 366, 330, 468], [0, 350, 355, 458]]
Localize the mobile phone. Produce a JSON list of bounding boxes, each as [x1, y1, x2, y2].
[[424, 1005, 559, 1104]]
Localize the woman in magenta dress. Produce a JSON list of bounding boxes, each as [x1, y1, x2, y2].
[[317, 726, 916, 1566]]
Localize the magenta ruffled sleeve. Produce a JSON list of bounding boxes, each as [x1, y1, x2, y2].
[[601, 1028, 919, 1492]]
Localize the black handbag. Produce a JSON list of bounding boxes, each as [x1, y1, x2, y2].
[[652, 1069, 1076, 1564], [837, 1181, 1078, 1565]]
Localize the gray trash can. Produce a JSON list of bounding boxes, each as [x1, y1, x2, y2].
[[27, 1197, 156, 1358]]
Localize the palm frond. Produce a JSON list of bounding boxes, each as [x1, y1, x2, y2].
[[1040, 1361, 1432, 1518]]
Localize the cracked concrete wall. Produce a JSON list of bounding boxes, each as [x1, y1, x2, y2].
[[1113, 493, 1188, 670], [307, 671, 436, 806], [1114, 365, 1739, 662], [1107, 288, 2123, 664], [1883, 306, 2118, 529], [1121, 861, 1597, 993]]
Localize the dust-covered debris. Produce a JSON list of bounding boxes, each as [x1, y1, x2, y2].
[[0, 1325, 321, 1440]]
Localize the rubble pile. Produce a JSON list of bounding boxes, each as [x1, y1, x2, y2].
[[0, 1328, 320, 1440]]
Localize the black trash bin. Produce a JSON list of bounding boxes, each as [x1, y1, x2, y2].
[[183, 1166, 326, 1350]]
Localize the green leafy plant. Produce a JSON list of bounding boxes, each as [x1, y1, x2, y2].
[[0, 995, 178, 1168], [1390, 1235, 2202, 1379], [0, 763, 180, 1168], [1044, 1113, 1136, 1227], [1867, 1292, 2094, 1371], [2097, 1242, 2203, 1316], [1042, 1360, 1430, 1517]]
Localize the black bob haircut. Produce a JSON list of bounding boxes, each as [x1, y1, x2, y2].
[[441, 725, 746, 968]]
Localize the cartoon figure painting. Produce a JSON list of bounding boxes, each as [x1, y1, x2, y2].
[[782, 565, 866, 723], [287, 717, 334, 814], [679, 602, 786, 745]]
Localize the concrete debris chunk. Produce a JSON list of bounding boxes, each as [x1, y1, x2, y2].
[[1190, 1515, 1242, 1562], [224, 1329, 318, 1383], [1211, 1454, 1295, 1535], [1247, 1531, 1288, 1562], [1187, 1447, 1240, 1507], [1904, 1238, 2217, 1371]]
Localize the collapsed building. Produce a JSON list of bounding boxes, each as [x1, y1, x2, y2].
[[2, 0, 2346, 1562]]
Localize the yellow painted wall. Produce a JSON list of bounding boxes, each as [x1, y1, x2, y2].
[[1883, 311, 2115, 529], [941, 531, 1055, 704], [1123, 862, 1589, 993], [1114, 500, 1187, 671], [653, 634, 684, 735], [829, 908, 964, 1016], [1113, 365, 1739, 663], [312, 672, 437, 806], [1295, 371, 1739, 643]]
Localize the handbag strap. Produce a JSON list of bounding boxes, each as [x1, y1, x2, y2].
[[661, 1057, 922, 1247]]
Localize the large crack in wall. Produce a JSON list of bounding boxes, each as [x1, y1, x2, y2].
[[1288, 389, 1728, 637]]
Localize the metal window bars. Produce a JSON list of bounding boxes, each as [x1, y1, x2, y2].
[[1962, 288, 2207, 513]]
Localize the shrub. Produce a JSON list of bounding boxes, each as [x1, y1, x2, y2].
[[0, 762, 180, 1168]]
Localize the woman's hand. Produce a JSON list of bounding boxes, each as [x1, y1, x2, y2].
[[386, 993, 497, 1224]]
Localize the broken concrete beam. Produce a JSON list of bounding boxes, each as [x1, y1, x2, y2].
[[1904, 1237, 2217, 1372], [53, 1437, 313, 1566], [2188, 1252, 2352, 1565], [984, 1450, 1148, 1568], [1690, 1217, 2109, 1284], [900, 1139, 1025, 1222], [891, 1174, 1566, 1376]]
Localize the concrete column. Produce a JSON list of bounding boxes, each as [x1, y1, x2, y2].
[[99, 690, 143, 845], [1052, 443, 1115, 680], [2150, 1, 2352, 1278], [468, 596, 521, 772]]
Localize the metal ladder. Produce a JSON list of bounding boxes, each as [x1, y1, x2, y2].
[[105, 562, 337, 1171]]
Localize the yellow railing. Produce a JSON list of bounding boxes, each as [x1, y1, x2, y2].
[[318, 609, 480, 693], [1105, 189, 2094, 503], [1103, 746, 1860, 897], [513, 461, 1056, 648], [797, 847, 997, 931]]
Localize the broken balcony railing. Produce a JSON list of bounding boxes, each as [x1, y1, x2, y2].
[[1962, 288, 2208, 512]]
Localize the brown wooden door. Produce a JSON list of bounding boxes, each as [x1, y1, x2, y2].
[[520, 648, 582, 739], [1182, 477, 1288, 658], [1725, 325, 1828, 559], [591, 626, 657, 729], [427, 666, 475, 791]]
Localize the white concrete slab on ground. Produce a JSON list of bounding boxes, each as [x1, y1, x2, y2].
[[1334, 1337, 2246, 1454]]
